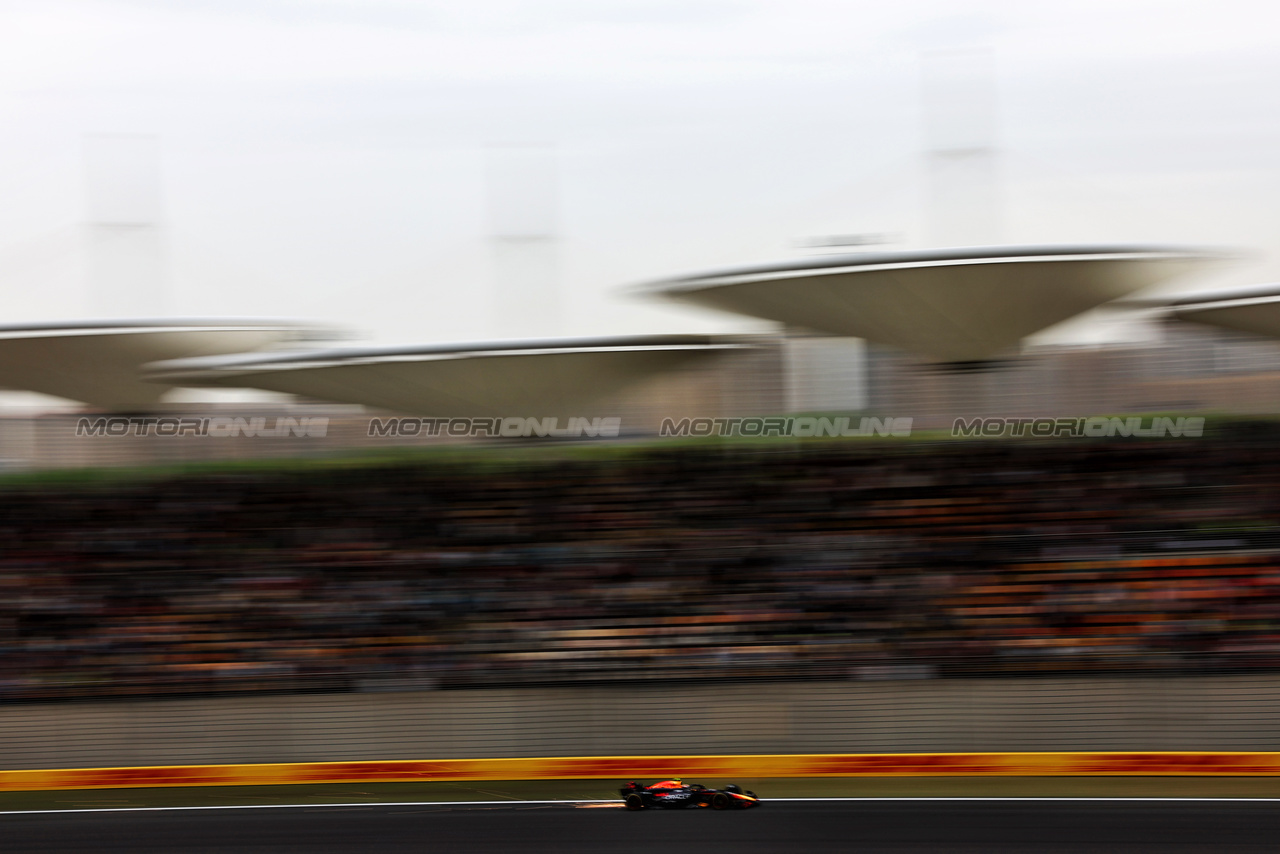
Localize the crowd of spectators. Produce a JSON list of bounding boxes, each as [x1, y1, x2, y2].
[[3, 435, 1280, 701]]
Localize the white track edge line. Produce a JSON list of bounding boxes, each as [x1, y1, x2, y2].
[[765, 797, 1280, 802], [5, 797, 1280, 816]]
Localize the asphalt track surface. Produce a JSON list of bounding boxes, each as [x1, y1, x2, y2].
[[4, 799, 1280, 853]]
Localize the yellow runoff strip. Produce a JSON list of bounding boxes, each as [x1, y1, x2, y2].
[[6, 753, 1280, 792]]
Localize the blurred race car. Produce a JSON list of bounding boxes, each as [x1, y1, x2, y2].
[[620, 778, 760, 810]]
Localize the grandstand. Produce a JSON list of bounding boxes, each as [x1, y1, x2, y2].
[[5, 246, 1280, 780], [3, 434, 1279, 704]]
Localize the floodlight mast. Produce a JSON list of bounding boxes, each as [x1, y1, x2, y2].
[[922, 49, 1001, 248], [486, 146, 561, 340], [83, 133, 169, 319]]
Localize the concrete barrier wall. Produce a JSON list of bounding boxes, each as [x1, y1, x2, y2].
[[4, 676, 1280, 771]]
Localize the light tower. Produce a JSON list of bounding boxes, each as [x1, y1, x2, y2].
[[922, 49, 1001, 247], [82, 133, 168, 318], [486, 146, 561, 338]]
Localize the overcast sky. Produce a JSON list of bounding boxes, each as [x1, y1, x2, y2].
[[1, 0, 1278, 346]]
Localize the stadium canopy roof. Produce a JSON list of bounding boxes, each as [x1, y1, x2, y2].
[[1120, 286, 1280, 340], [0, 320, 327, 411], [636, 245, 1228, 363], [147, 335, 745, 416]]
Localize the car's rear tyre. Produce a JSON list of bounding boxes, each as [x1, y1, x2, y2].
[[711, 792, 732, 810], [625, 794, 645, 811]]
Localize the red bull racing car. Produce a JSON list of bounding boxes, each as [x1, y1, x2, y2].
[[620, 779, 760, 811]]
